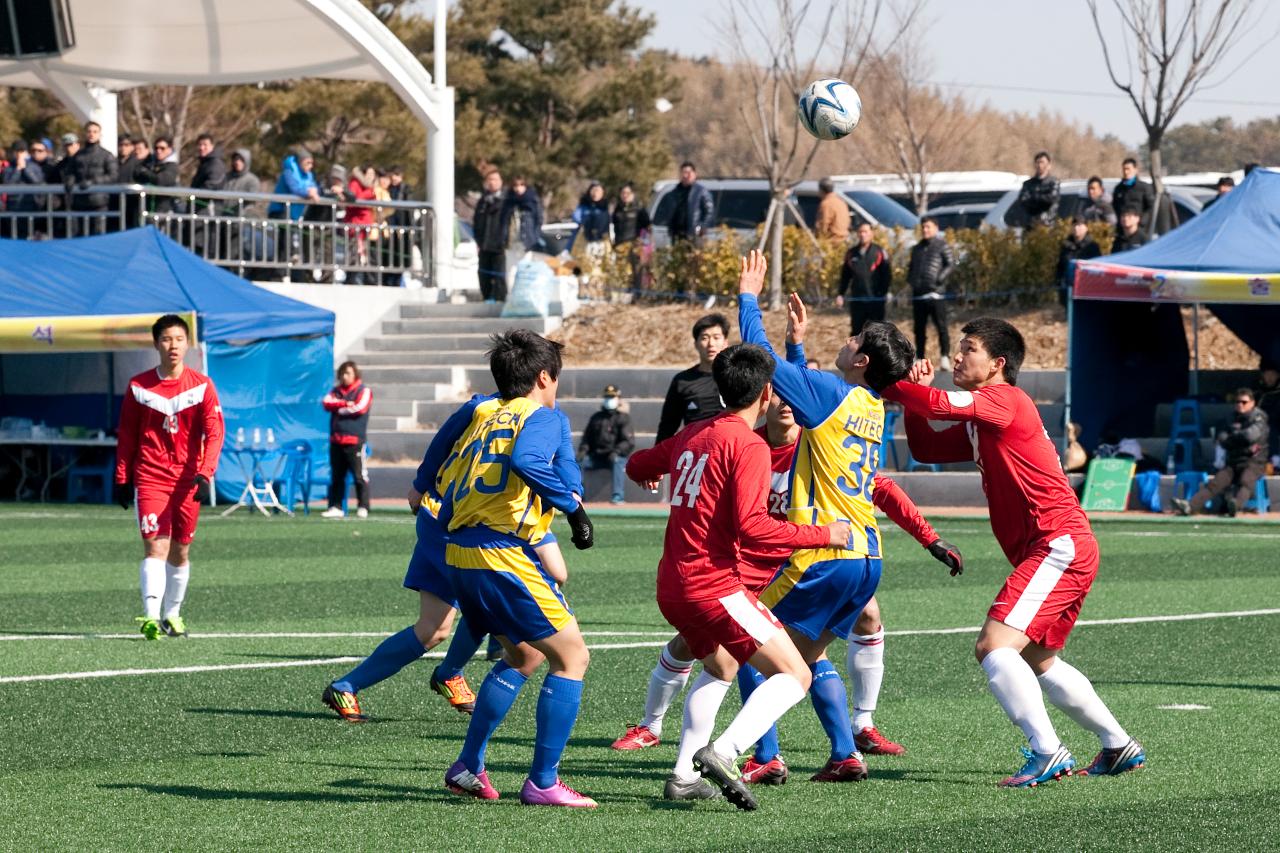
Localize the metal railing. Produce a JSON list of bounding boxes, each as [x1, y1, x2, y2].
[[0, 184, 434, 285]]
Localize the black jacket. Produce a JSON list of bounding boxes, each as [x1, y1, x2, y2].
[[117, 154, 142, 184], [387, 181, 414, 227], [325, 381, 372, 445], [1080, 196, 1116, 226], [657, 366, 724, 442], [473, 189, 507, 253], [839, 242, 892, 301], [1255, 382, 1280, 459], [136, 153, 180, 213], [612, 199, 650, 245], [907, 236, 955, 296], [1219, 407, 1268, 466], [1057, 235, 1101, 285], [1018, 174, 1060, 227], [63, 141, 118, 210], [1110, 229, 1148, 254], [1111, 179, 1155, 231], [667, 181, 715, 240], [192, 148, 227, 191], [580, 408, 636, 461]]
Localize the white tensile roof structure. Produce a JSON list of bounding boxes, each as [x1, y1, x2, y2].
[[0, 0, 455, 287]]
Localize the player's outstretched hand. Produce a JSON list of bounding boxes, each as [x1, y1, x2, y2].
[[738, 249, 768, 297], [786, 292, 808, 345], [113, 482, 133, 510], [568, 504, 595, 550], [927, 538, 964, 576], [825, 520, 852, 548], [192, 474, 211, 504]]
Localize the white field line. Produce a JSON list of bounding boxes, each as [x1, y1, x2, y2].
[[2, 608, 1278, 685], [0, 630, 676, 642]]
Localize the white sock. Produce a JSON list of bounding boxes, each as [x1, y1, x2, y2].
[[712, 673, 806, 761], [139, 558, 166, 619], [1037, 659, 1130, 749], [848, 628, 885, 730], [673, 671, 731, 781], [162, 563, 190, 620], [640, 647, 694, 737], [980, 647, 1061, 754]]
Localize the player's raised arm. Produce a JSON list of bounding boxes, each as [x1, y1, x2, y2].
[[734, 440, 847, 550], [625, 434, 677, 485]]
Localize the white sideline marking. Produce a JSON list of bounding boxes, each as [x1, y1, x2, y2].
[[1159, 704, 1211, 711], [0, 630, 675, 642], [2, 608, 1278, 685]]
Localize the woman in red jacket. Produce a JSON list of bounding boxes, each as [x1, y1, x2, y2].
[[321, 361, 373, 518]]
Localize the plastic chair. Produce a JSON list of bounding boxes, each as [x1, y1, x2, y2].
[[1174, 470, 1208, 501], [275, 441, 314, 515], [1165, 398, 1202, 473], [881, 410, 901, 470], [66, 462, 114, 503], [1246, 478, 1271, 514]]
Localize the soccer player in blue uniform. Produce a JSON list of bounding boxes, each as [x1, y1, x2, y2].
[[436, 329, 598, 808], [736, 250, 916, 781]]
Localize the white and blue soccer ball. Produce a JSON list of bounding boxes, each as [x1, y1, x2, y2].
[[797, 78, 862, 141]]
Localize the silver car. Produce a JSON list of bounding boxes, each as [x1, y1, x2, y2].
[[982, 179, 1205, 231]]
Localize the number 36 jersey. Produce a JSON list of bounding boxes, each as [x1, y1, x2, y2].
[[626, 412, 830, 602]]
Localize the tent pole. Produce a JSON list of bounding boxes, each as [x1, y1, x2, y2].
[[1191, 303, 1200, 397], [201, 340, 217, 508], [1062, 265, 1074, 459]]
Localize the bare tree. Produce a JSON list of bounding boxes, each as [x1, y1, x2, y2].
[[1086, 0, 1262, 223], [720, 0, 920, 307]]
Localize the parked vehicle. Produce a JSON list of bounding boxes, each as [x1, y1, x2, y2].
[[828, 171, 1025, 213], [982, 179, 1205, 232], [922, 202, 996, 232]]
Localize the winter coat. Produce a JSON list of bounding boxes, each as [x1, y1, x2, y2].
[[612, 199, 650, 245], [345, 171, 378, 229], [667, 181, 714, 240], [387, 181, 414, 227], [501, 186, 544, 252], [1111, 178, 1155, 232], [907, 236, 955, 296], [472, 189, 508, 253], [192, 148, 227, 191], [63, 141, 118, 210], [1080, 196, 1116, 226], [1056, 234, 1101, 297], [1219, 408, 1269, 467], [1257, 382, 1280, 460], [117, 154, 142, 184], [1018, 174, 1060, 227], [815, 192, 851, 241], [572, 195, 611, 243], [11, 157, 55, 211], [1110, 229, 1148, 254], [222, 148, 262, 216], [839, 243, 892, 300], [579, 408, 636, 461], [269, 154, 320, 220], [135, 152, 180, 214]]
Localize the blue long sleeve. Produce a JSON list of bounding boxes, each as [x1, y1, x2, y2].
[[553, 406, 584, 497], [512, 408, 579, 514], [738, 294, 851, 429], [414, 395, 489, 496], [785, 341, 807, 365]]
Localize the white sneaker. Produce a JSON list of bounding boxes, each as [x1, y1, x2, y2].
[[320, 507, 345, 519], [356, 508, 369, 519]]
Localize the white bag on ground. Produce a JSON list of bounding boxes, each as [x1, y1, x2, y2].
[[503, 259, 554, 317]]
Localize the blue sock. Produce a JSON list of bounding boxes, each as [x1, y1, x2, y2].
[[809, 659, 856, 761], [737, 665, 779, 763], [332, 626, 424, 694], [530, 674, 584, 788], [433, 617, 484, 682], [458, 661, 528, 773]]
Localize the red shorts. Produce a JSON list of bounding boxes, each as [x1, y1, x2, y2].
[[988, 532, 1098, 650], [658, 588, 784, 665], [136, 481, 202, 544]]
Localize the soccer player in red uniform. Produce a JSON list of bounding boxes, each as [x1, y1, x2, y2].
[[114, 314, 225, 640], [884, 317, 1144, 787], [627, 343, 849, 811]]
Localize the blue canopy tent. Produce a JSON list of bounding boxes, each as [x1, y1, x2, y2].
[[1068, 169, 1280, 447], [0, 227, 335, 503]]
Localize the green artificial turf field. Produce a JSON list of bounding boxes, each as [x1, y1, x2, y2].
[[2, 505, 1278, 851]]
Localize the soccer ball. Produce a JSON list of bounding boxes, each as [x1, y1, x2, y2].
[[797, 78, 862, 141]]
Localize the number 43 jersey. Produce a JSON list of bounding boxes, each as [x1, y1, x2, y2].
[[626, 412, 830, 602]]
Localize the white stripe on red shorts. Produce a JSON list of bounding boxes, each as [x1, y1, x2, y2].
[[1003, 534, 1075, 632]]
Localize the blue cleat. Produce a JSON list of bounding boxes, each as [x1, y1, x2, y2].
[[1081, 739, 1146, 777], [999, 745, 1075, 788]]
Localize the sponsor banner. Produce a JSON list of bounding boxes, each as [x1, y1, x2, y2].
[[1074, 262, 1280, 304], [0, 312, 198, 353]]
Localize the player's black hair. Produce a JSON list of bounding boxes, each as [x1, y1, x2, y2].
[[336, 360, 361, 381], [858, 321, 915, 391], [487, 328, 564, 399], [712, 343, 775, 409], [692, 313, 729, 340], [151, 313, 190, 343], [961, 317, 1026, 386]]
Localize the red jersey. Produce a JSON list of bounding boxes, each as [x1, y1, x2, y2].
[[626, 412, 829, 602], [883, 381, 1090, 565], [115, 367, 225, 487]]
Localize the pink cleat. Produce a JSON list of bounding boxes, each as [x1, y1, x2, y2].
[[444, 760, 499, 800], [519, 778, 598, 808]]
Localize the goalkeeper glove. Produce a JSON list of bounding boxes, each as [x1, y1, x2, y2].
[[567, 504, 595, 550], [113, 482, 133, 510], [927, 538, 963, 576], [192, 474, 211, 504]]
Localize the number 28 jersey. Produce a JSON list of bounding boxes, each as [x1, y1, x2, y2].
[[626, 412, 830, 602]]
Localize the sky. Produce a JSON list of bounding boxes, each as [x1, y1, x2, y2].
[[631, 0, 1280, 147]]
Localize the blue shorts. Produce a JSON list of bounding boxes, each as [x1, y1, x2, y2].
[[402, 509, 459, 608], [759, 556, 882, 641], [444, 525, 573, 646]]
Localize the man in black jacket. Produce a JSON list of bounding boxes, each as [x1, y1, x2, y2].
[[1056, 216, 1101, 305], [117, 136, 141, 183], [666, 161, 714, 244], [1174, 389, 1270, 517], [1110, 208, 1147, 254], [1111, 158, 1155, 236], [656, 313, 728, 442], [1017, 151, 1060, 229], [191, 134, 227, 191], [579, 384, 637, 504], [64, 121, 118, 231], [837, 221, 892, 334], [906, 216, 955, 364], [472, 169, 507, 302], [136, 137, 180, 214]]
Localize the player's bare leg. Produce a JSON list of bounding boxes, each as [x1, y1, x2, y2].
[[614, 633, 695, 750], [786, 628, 869, 781], [848, 597, 903, 755]]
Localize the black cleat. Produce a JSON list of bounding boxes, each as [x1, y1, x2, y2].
[[692, 745, 757, 811]]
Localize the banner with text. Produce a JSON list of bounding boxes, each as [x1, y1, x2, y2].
[[1073, 262, 1280, 304], [0, 312, 198, 353]]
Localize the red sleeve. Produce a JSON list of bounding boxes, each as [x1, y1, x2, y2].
[[734, 441, 830, 551], [903, 412, 972, 464], [883, 381, 1016, 429], [872, 474, 938, 547], [114, 387, 141, 485], [322, 387, 345, 411], [345, 386, 372, 415], [198, 382, 226, 480], [626, 435, 677, 482]]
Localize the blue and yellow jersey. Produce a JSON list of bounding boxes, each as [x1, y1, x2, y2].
[[738, 294, 884, 560]]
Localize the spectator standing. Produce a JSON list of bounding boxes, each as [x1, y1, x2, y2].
[[1017, 151, 1060, 228], [612, 182, 651, 291], [53, 132, 79, 182], [1080, 176, 1116, 226], [667, 161, 714, 244], [11, 139, 55, 236], [321, 361, 373, 519], [117, 137, 145, 227], [837, 221, 892, 335], [117, 136, 141, 183], [1056, 216, 1102, 305], [64, 121, 118, 233], [814, 177, 850, 242], [906, 216, 955, 365], [655, 313, 728, 442], [386, 165, 413, 227], [346, 164, 379, 283], [268, 147, 321, 220], [579, 384, 636, 504], [191, 133, 227, 192], [573, 181, 611, 299], [1110, 158, 1155, 235], [223, 149, 269, 272], [1201, 176, 1235, 210], [472, 169, 508, 303], [1256, 360, 1280, 470], [1110, 208, 1148, 253], [136, 137, 180, 214], [1173, 389, 1269, 517], [500, 175, 544, 290], [0, 141, 24, 237]]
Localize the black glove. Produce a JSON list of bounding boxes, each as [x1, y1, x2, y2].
[[927, 538, 964, 576], [114, 482, 133, 510], [192, 474, 211, 504], [567, 504, 595, 550]]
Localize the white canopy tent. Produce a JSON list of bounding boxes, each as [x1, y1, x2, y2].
[[0, 0, 455, 288]]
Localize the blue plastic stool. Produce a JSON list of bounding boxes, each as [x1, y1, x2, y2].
[[881, 410, 901, 470], [1174, 470, 1208, 500], [66, 462, 114, 503], [1165, 398, 1203, 473], [276, 441, 314, 515], [1246, 478, 1271, 513]]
